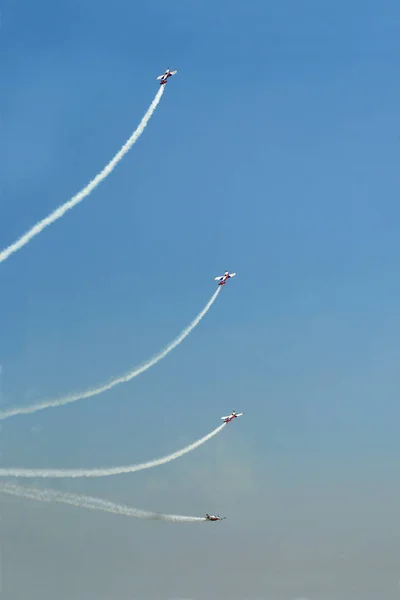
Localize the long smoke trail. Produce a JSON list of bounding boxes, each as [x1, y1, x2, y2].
[[0, 483, 205, 522], [0, 87, 165, 265], [0, 287, 221, 421], [0, 423, 226, 478]]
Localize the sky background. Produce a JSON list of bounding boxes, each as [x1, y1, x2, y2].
[[1, 0, 400, 598]]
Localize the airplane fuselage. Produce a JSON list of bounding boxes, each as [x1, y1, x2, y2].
[[157, 69, 177, 85]]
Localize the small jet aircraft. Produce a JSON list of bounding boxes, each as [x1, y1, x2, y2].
[[214, 271, 237, 286], [221, 411, 243, 424], [156, 68, 178, 85], [205, 514, 226, 522]]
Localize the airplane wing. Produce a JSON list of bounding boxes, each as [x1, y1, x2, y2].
[[170, 70, 177, 75], [214, 276, 223, 281], [221, 416, 229, 420], [156, 76, 163, 80], [229, 272, 237, 278], [236, 412, 243, 417]]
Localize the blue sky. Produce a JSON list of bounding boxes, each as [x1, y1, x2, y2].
[[1, 0, 400, 598]]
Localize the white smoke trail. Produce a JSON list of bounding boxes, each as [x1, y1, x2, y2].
[[0, 483, 205, 522], [0, 287, 221, 421], [0, 87, 165, 265], [0, 423, 226, 478]]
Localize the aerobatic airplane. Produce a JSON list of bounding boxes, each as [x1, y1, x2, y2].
[[221, 411, 243, 424], [156, 68, 178, 85], [205, 514, 226, 522], [214, 271, 237, 286]]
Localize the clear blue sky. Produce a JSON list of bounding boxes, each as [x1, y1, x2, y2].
[[1, 0, 400, 598]]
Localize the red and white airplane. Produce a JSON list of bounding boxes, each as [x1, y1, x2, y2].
[[205, 514, 226, 522], [221, 411, 243, 424], [156, 68, 178, 85], [214, 271, 237, 286]]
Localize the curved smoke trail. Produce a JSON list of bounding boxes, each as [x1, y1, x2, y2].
[[0, 423, 226, 478], [0, 87, 164, 265], [0, 287, 221, 421], [0, 483, 205, 522]]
